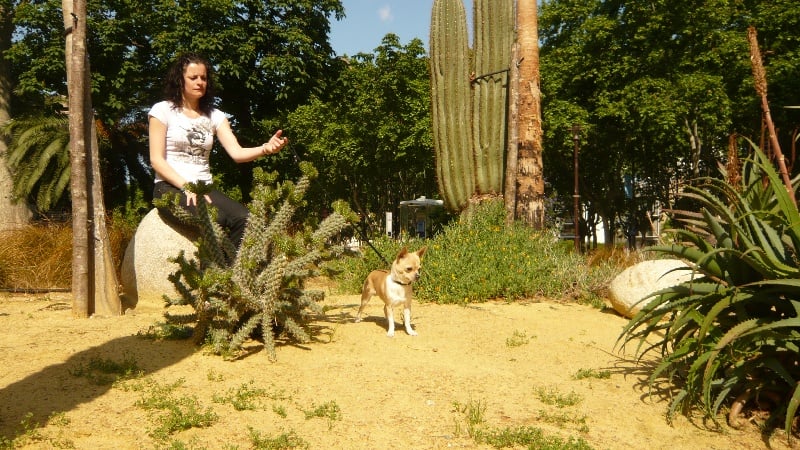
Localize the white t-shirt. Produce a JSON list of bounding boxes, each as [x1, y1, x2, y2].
[[148, 100, 227, 183]]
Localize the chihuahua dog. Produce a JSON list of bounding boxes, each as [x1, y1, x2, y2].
[[355, 247, 427, 337]]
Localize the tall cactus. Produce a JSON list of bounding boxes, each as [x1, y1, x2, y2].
[[430, 0, 473, 211], [430, 0, 514, 212], [473, 0, 514, 195]]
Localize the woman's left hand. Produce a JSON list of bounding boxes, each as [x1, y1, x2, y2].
[[261, 130, 288, 155]]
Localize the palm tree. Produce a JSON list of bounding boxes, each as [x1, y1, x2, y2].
[[0, 0, 32, 230], [0, 115, 71, 213], [513, 0, 544, 228]]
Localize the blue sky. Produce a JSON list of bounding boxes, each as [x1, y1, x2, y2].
[[329, 0, 473, 56]]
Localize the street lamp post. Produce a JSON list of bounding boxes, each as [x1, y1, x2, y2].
[[571, 124, 581, 253]]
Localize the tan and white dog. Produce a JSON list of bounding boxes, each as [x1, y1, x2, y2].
[[355, 247, 427, 337]]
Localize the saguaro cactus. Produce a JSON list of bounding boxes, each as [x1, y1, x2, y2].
[[430, 0, 514, 212], [430, 0, 473, 211]]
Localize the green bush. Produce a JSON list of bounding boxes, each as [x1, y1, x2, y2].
[[331, 200, 612, 305]]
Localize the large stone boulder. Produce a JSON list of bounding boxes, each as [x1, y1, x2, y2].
[[608, 259, 694, 318], [121, 209, 198, 311]]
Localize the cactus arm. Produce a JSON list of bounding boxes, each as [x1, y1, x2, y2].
[[472, 0, 514, 195], [430, 0, 474, 211]]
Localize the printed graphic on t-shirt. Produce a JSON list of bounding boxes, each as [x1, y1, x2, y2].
[[176, 117, 214, 163]]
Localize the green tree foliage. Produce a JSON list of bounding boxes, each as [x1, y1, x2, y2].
[[285, 34, 436, 227], [5, 0, 344, 213], [538, 0, 800, 244], [159, 162, 356, 360], [619, 144, 800, 434]]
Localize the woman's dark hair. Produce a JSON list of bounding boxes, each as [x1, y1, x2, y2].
[[163, 52, 216, 116]]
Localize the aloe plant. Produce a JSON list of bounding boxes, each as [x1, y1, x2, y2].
[[618, 143, 800, 436]]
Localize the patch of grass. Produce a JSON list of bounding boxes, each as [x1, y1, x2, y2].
[[452, 398, 593, 450], [248, 427, 309, 450], [572, 368, 611, 380], [272, 404, 288, 418], [302, 400, 341, 429], [206, 369, 225, 382], [0, 412, 44, 450], [137, 322, 194, 340], [452, 399, 486, 438], [68, 353, 143, 385], [537, 409, 589, 433], [475, 426, 593, 450], [129, 378, 217, 441], [536, 387, 583, 408], [212, 381, 271, 411], [506, 330, 533, 347]]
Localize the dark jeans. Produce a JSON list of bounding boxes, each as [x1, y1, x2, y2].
[[153, 181, 249, 248]]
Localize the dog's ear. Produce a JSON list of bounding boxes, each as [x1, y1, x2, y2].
[[397, 247, 409, 258], [416, 247, 427, 259]]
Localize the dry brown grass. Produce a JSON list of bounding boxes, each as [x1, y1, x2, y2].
[[0, 222, 73, 290], [0, 220, 134, 291]]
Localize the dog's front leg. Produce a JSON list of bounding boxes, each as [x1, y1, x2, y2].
[[403, 306, 417, 336], [384, 304, 396, 337]]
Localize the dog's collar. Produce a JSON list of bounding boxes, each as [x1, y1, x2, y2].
[[390, 276, 412, 286]]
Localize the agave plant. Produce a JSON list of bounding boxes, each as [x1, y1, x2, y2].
[[618, 143, 800, 436]]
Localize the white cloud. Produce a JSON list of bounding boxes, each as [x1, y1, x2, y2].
[[378, 5, 394, 22]]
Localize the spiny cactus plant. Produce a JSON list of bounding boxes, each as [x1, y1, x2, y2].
[[430, 0, 514, 212], [157, 162, 356, 360]]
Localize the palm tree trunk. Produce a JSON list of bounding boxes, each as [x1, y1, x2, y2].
[[0, 1, 32, 231], [514, 0, 544, 228]]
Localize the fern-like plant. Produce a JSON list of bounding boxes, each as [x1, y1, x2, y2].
[[618, 143, 800, 436], [158, 162, 356, 360], [0, 114, 71, 212]]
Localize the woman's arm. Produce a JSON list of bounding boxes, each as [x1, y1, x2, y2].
[[215, 118, 287, 163], [149, 116, 189, 189]]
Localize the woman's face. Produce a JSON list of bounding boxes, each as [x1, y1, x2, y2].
[[182, 62, 208, 103]]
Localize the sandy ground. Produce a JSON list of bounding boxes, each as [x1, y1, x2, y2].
[[0, 288, 793, 450]]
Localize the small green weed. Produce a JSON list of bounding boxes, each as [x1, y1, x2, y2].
[[302, 401, 341, 429], [572, 368, 611, 380], [137, 322, 194, 340], [536, 387, 582, 408], [69, 353, 143, 385], [537, 409, 589, 432], [452, 398, 593, 449], [0, 412, 44, 449], [248, 427, 309, 449], [506, 330, 532, 347], [475, 426, 593, 449], [212, 381, 270, 411], [131, 378, 217, 441], [206, 369, 225, 382], [452, 399, 486, 438]]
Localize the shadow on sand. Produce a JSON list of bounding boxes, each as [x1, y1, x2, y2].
[[0, 334, 195, 439]]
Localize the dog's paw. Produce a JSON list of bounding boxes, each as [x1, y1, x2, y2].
[[407, 329, 418, 336], [353, 317, 362, 323], [386, 330, 395, 337]]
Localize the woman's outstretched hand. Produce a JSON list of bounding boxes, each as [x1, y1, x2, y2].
[[261, 130, 288, 155]]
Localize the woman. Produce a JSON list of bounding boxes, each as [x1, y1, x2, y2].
[[149, 52, 287, 248]]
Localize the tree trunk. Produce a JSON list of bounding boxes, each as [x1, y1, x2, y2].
[[514, 0, 544, 229], [64, 0, 121, 316], [504, 37, 519, 226], [0, 1, 32, 231]]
